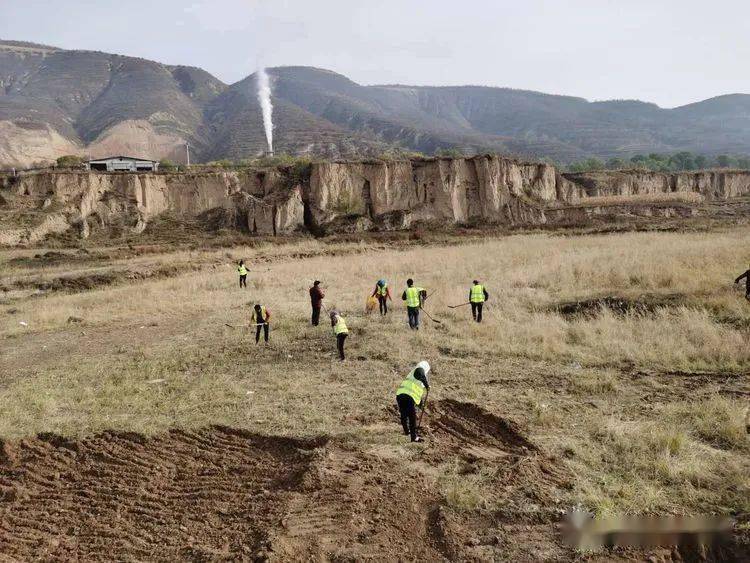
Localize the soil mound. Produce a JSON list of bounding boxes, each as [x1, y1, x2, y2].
[[8, 250, 96, 268], [424, 400, 571, 514], [551, 293, 687, 319], [428, 398, 537, 453], [5, 263, 204, 295]]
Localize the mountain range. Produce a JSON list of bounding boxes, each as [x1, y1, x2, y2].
[[2, 39, 750, 167]]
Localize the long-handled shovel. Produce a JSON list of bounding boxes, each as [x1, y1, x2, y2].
[[420, 306, 442, 324], [417, 388, 430, 431], [448, 302, 471, 309]]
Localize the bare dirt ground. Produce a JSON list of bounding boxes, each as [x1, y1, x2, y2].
[[0, 402, 570, 561], [1, 226, 749, 561]]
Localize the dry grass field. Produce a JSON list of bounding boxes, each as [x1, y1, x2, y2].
[[1, 227, 749, 560]]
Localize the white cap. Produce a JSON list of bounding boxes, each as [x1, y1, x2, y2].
[[416, 360, 430, 375]]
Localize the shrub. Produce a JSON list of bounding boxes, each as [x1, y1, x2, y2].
[[159, 159, 177, 171], [55, 155, 84, 168], [435, 148, 464, 158]]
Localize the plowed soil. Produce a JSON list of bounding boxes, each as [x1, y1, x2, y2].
[[0, 428, 327, 560], [0, 401, 573, 561], [1, 401, 744, 561]]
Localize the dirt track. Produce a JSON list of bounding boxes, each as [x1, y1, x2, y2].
[[0, 401, 571, 561]]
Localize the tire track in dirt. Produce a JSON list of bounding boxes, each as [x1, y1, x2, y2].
[[0, 426, 450, 561], [9, 399, 738, 560], [0, 427, 324, 560], [3, 401, 556, 560]]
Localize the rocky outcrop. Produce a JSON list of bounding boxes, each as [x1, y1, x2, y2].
[[306, 156, 557, 229], [562, 169, 750, 200], [2, 157, 750, 245], [0, 169, 305, 245]]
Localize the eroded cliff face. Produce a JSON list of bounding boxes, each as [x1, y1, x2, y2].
[[0, 169, 305, 245], [2, 157, 750, 245], [307, 156, 560, 230], [562, 169, 750, 200]]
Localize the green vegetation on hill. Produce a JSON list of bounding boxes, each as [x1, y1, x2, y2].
[[55, 155, 84, 168], [567, 151, 750, 172]]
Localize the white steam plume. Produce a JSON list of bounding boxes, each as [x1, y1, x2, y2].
[[256, 67, 274, 153]]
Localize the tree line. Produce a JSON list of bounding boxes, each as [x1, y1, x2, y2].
[[566, 152, 750, 173]]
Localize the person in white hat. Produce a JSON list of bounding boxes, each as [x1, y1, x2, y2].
[[395, 360, 431, 442]]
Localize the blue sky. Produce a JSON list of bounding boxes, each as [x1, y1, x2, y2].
[[1, 0, 749, 107]]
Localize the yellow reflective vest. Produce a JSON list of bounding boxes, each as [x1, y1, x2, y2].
[[238, 264, 248, 276], [396, 369, 426, 405], [254, 306, 267, 323], [405, 286, 423, 308], [333, 316, 349, 335], [377, 283, 388, 296], [470, 284, 485, 303]]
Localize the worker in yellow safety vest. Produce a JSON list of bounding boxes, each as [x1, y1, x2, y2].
[[469, 280, 489, 323], [401, 278, 427, 330], [330, 310, 349, 360], [395, 361, 431, 442], [253, 304, 270, 344], [238, 260, 248, 289], [371, 279, 392, 316]]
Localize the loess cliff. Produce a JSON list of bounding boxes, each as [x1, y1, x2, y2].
[[2, 156, 750, 246]]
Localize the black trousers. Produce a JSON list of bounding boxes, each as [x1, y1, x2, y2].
[[336, 333, 347, 360], [239, 275, 247, 288], [471, 302, 483, 322], [311, 306, 321, 326], [255, 323, 269, 343], [407, 306, 420, 329], [396, 394, 418, 441], [378, 295, 388, 315]]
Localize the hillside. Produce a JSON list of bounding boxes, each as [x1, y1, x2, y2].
[[0, 41, 226, 166], [3, 40, 750, 166]]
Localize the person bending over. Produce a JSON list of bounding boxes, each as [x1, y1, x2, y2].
[[253, 304, 270, 344], [395, 361, 431, 442], [372, 279, 392, 316], [330, 310, 349, 360]]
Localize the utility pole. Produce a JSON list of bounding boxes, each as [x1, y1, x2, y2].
[[185, 142, 191, 167]]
